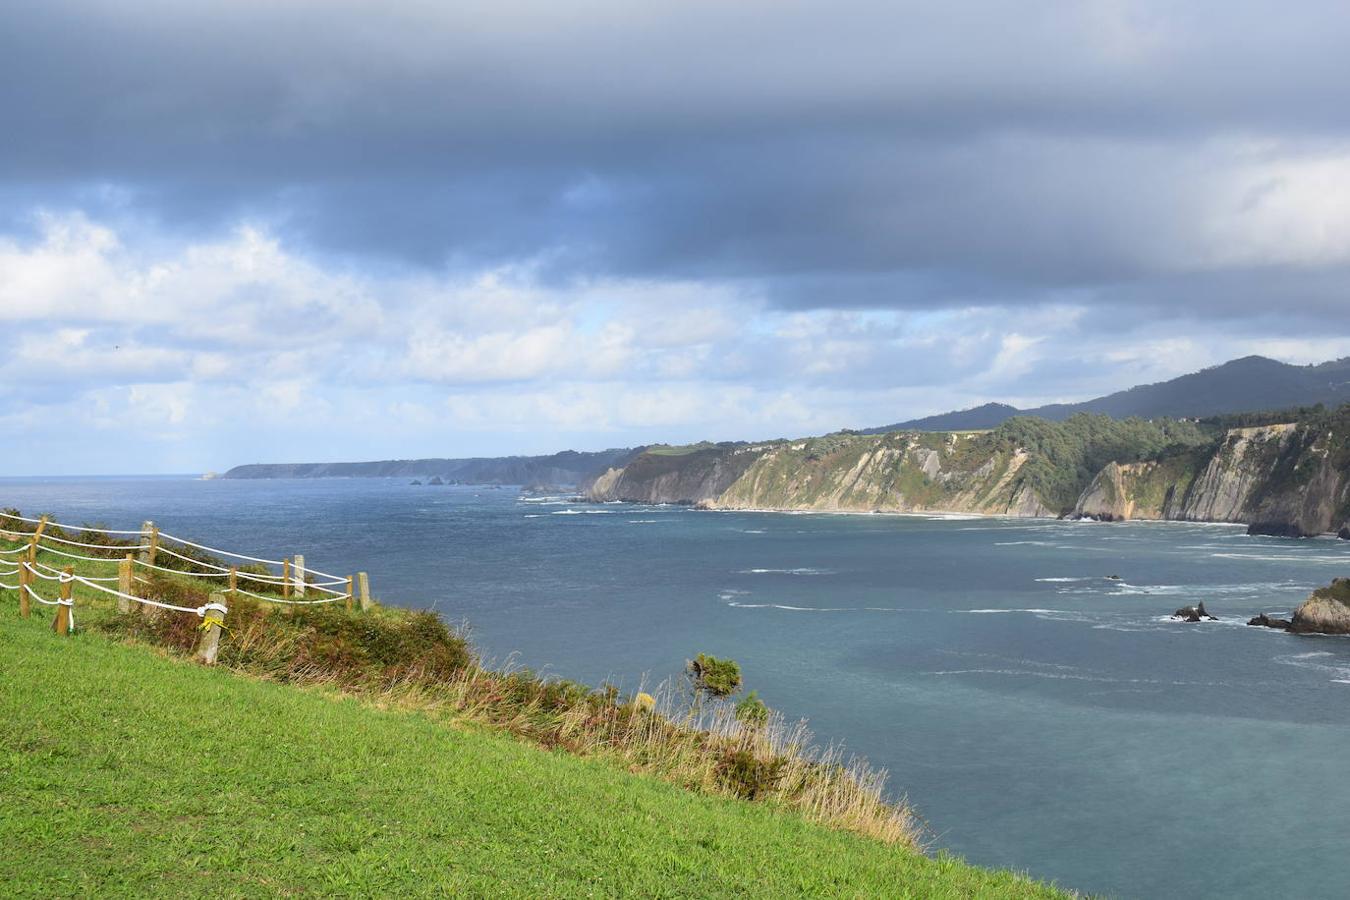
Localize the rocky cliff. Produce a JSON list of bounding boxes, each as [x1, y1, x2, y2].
[[1074, 421, 1350, 536], [1290, 579, 1350, 634], [586, 446, 762, 504], [592, 428, 1070, 516], [590, 409, 1350, 537], [709, 432, 1055, 515]]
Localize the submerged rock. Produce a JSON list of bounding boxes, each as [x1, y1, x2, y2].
[[1247, 613, 1292, 630]]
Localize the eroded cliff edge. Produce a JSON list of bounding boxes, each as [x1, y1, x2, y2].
[[590, 409, 1350, 537]]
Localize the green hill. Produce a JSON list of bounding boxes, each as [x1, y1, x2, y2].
[[0, 614, 1064, 898]]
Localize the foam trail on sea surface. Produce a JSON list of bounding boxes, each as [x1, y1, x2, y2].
[[737, 567, 835, 575]]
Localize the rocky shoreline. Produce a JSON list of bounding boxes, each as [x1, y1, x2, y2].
[[1211, 579, 1350, 636]]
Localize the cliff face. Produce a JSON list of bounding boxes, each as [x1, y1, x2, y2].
[[1076, 423, 1350, 537], [1073, 458, 1199, 521], [586, 447, 763, 504], [1174, 425, 1299, 523], [590, 415, 1350, 537], [590, 431, 1057, 516]]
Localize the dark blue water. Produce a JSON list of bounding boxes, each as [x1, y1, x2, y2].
[[6, 476, 1350, 898]]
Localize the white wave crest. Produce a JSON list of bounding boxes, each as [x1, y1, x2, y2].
[[737, 567, 834, 576]]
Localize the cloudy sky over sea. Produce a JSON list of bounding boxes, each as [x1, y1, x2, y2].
[[4, 1, 1350, 473]]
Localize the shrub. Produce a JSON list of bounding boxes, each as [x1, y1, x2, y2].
[[688, 653, 742, 698], [717, 748, 784, 800]]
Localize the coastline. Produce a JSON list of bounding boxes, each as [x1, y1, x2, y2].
[[670, 501, 1260, 531]]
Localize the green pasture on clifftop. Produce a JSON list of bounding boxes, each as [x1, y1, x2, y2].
[[0, 607, 1066, 897]]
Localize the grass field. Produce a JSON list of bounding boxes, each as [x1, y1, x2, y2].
[[0, 611, 1067, 898]]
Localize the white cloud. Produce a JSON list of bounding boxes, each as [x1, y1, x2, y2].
[[4, 210, 1350, 474]]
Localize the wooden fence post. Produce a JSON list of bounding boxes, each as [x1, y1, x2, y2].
[[53, 565, 73, 636], [282, 558, 292, 600], [139, 521, 158, 567], [229, 566, 238, 601], [345, 576, 354, 613], [18, 560, 30, 618], [26, 521, 42, 572], [358, 572, 371, 611], [196, 594, 227, 665], [293, 554, 306, 598], [117, 555, 133, 613]]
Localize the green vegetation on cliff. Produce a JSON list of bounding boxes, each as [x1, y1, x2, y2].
[[989, 414, 1210, 513]]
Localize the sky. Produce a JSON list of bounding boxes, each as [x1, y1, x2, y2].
[[3, 1, 1350, 475]]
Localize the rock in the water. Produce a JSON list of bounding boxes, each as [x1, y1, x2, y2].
[[1247, 613, 1292, 629], [1290, 578, 1350, 634], [1172, 601, 1218, 622]]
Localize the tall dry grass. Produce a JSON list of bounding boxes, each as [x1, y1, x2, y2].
[[103, 593, 920, 848]]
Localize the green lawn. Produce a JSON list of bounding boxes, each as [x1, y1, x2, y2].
[[0, 613, 1067, 898]]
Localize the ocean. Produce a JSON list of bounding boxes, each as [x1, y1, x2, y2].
[[5, 474, 1350, 898]]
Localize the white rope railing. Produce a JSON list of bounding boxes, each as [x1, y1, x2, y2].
[[35, 560, 119, 582], [233, 587, 343, 605], [28, 543, 122, 565], [35, 532, 149, 552], [132, 557, 231, 578], [3, 511, 361, 611], [75, 573, 227, 616], [24, 583, 67, 606], [19, 560, 230, 619], [154, 543, 233, 572], [23, 576, 76, 630], [0, 510, 144, 535], [157, 531, 285, 567]]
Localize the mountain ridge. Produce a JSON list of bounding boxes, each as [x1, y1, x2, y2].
[[865, 355, 1350, 433]]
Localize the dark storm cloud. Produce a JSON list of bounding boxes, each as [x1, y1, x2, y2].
[[3, 0, 1350, 313]]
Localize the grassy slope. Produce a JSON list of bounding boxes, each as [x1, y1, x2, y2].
[[0, 615, 1065, 898]]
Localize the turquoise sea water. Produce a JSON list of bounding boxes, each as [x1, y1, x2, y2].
[[5, 475, 1350, 898]]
